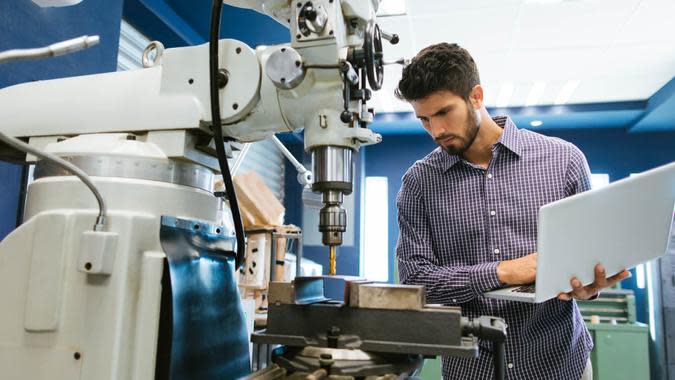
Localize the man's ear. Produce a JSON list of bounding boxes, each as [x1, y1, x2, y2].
[[470, 85, 484, 109]]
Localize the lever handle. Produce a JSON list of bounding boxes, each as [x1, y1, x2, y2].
[[380, 30, 399, 45], [382, 58, 407, 66]]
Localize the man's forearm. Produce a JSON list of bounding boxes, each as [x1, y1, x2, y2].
[[495, 252, 538, 285], [399, 260, 502, 305]]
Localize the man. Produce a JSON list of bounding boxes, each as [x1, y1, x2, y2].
[[394, 43, 630, 379]]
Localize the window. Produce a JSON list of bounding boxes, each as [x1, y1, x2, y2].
[[590, 173, 609, 189], [377, 0, 406, 16], [361, 177, 389, 281]]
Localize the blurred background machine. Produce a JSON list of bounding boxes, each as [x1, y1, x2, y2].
[[577, 289, 651, 380]]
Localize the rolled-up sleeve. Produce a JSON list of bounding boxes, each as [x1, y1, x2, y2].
[[396, 170, 502, 305]]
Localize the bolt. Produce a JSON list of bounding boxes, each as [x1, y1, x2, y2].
[[305, 8, 317, 21], [73, 352, 81, 360], [217, 69, 229, 88], [327, 326, 340, 348], [84, 262, 92, 271]]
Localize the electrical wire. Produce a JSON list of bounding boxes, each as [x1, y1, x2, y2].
[[0, 35, 105, 231], [0, 35, 100, 64], [0, 132, 107, 231], [210, 0, 246, 269]]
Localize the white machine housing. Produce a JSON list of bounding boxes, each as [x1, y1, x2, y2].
[[0, 0, 394, 378]]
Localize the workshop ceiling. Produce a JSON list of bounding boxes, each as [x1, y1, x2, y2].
[[123, 0, 675, 133], [373, 0, 675, 115]]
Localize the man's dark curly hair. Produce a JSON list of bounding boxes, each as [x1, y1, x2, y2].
[[395, 43, 480, 102]]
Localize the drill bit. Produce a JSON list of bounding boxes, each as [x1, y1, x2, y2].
[[329, 245, 336, 275]]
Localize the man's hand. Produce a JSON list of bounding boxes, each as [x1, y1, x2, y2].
[[557, 264, 631, 301], [496, 252, 538, 285]]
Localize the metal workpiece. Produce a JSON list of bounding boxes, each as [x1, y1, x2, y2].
[[266, 46, 306, 90], [268, 280, 328, 306], [348, 283, 426, 311], [268, 276, 363, 305], [34, 155, 216, 192]]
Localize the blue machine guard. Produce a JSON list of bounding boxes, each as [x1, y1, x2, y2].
[[158, 216, 251, 379]]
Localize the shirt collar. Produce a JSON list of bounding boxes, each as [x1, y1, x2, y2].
[[494, 116, 523, 157], [441, 116, 522, 172]]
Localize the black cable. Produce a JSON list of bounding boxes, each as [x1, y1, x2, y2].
[[462, 316, 507, 380], [209, 0, 246, 269], [0, 131, 107, 231], [494, 340, 506, 380]]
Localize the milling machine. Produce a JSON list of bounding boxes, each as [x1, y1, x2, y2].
[[0, 1, 507, 379]]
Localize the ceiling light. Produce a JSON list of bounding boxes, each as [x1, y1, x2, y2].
[[554, 80, 580, 105], [530, 120, 544, 127], [377, 0, 407, 16], [496, 83, 514, 108], [32, 0, 82, 6], [524, 0, 565, 4], [525, 82, 547, 107]]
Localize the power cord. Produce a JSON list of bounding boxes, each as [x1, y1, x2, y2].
[[0, 35, 106, 231], [209, 0, 246, 269]]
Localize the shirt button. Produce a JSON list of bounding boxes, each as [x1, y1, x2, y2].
[[490, 210, 496, 216], [508, 363, 514, 369], [494, 248, 500, 254], [487, 173, 493, 179]]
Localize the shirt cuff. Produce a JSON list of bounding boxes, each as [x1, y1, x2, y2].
[[587, 291, 600, 301], [469, 262, 502, 296]]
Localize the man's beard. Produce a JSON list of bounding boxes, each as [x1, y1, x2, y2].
[[443, 107, 480, 156]]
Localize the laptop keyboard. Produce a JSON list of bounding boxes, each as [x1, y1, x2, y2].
[[512, 285, 536, 293]]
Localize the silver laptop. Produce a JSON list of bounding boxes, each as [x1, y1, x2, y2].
[[484, 161, 675, 303]]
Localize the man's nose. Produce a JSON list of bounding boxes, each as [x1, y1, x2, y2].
[[429, 118, 449, 139]]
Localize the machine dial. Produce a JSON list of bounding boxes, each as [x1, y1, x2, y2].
[[363, 20, 384, 91]]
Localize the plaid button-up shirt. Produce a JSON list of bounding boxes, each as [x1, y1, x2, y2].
[[396, 116, 593, 379]]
